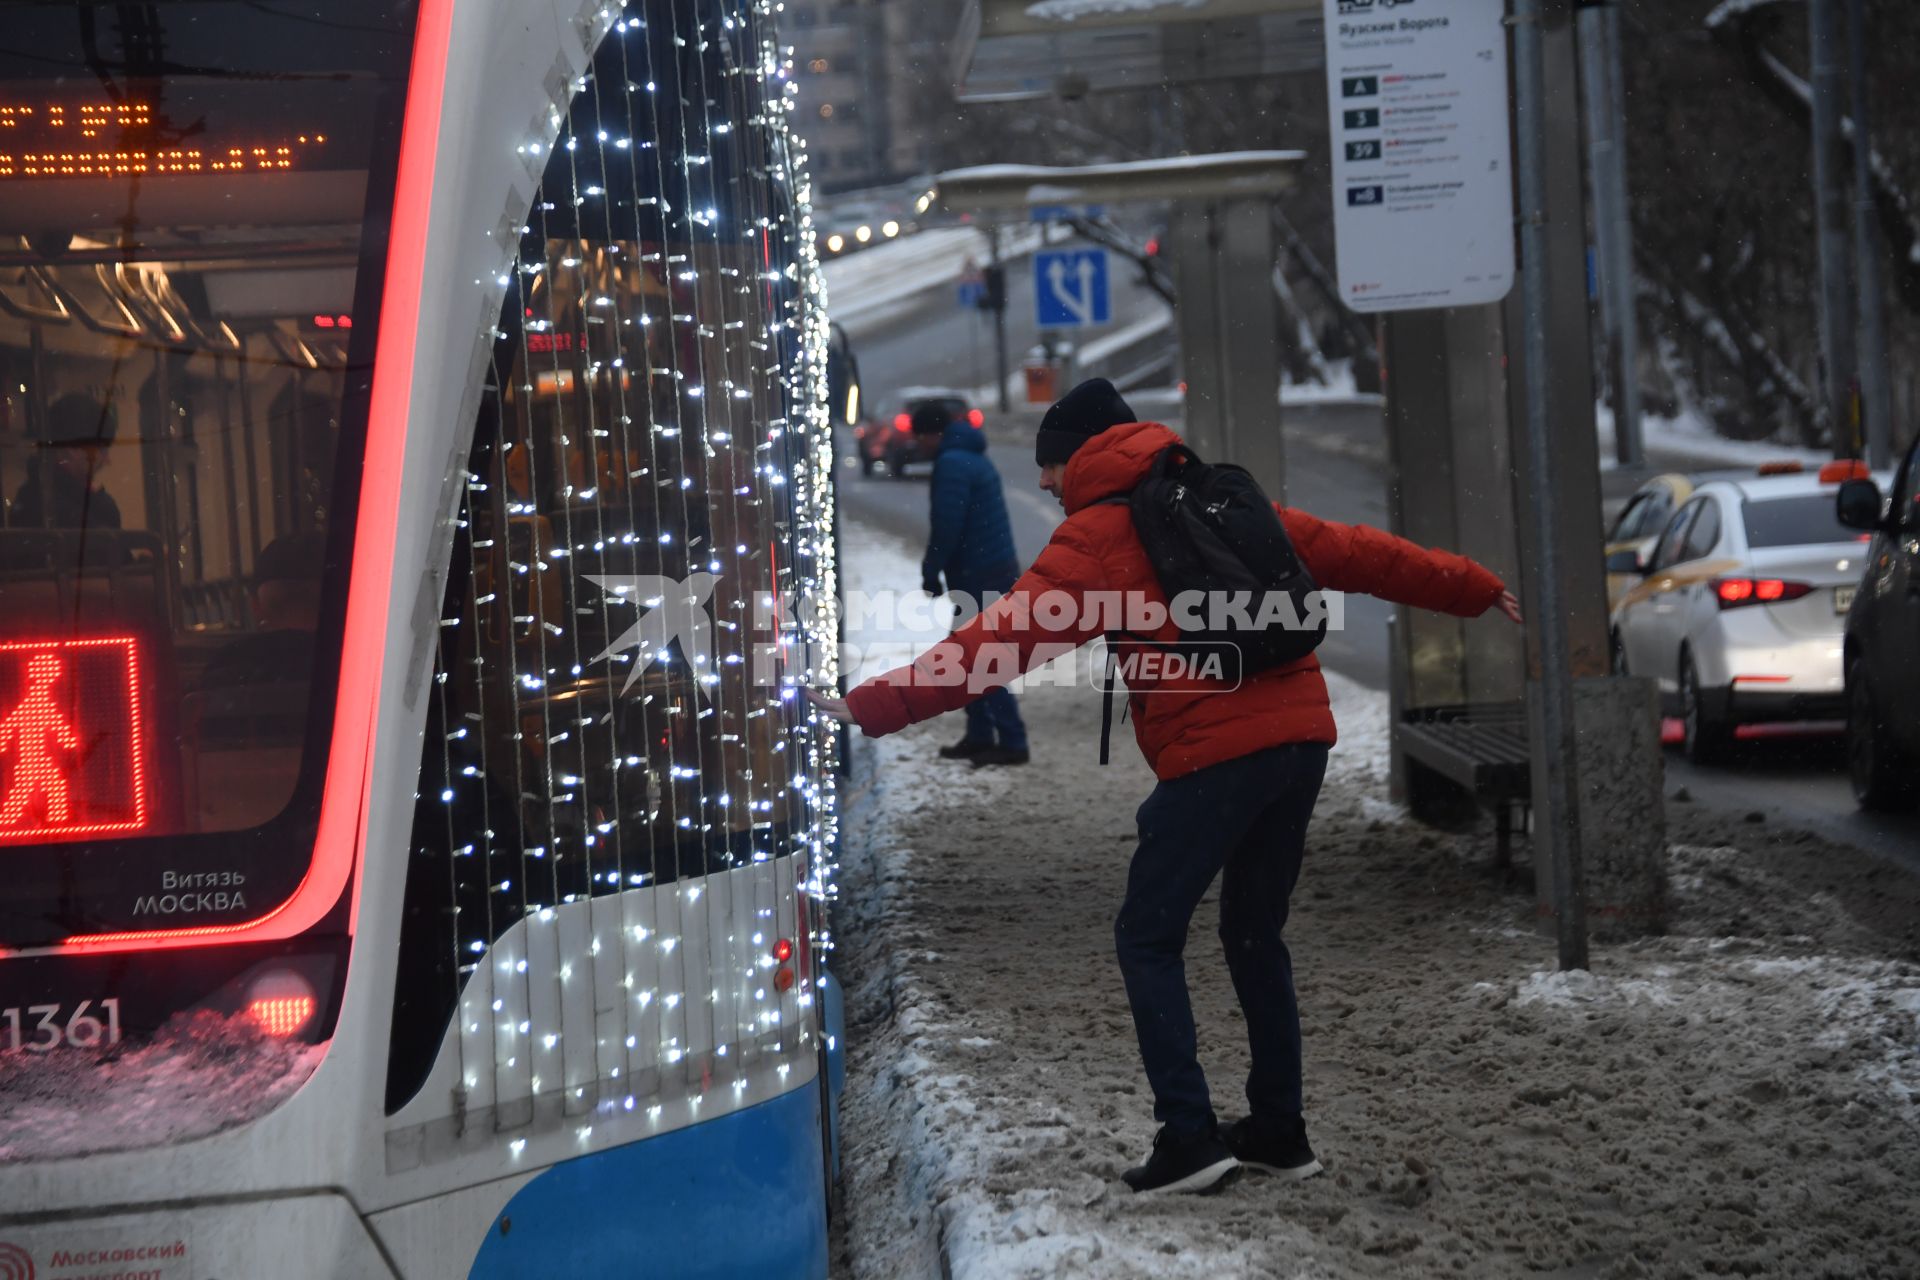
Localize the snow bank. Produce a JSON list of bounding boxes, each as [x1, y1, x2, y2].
[[1026, 0, 1209, 21], [1595, 400, 1833, 472], [0, 1011, 326, 1163], [822, 226, 1052, 338]]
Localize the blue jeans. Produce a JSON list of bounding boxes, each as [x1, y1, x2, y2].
[[950, 567, 1027, 752], [1114, 742, 1329, 1135]]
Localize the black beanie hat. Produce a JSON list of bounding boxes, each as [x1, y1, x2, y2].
[[1034, 377, 1136, 467]]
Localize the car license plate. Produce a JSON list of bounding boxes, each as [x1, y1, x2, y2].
[[1834, 585, 1856, 614]]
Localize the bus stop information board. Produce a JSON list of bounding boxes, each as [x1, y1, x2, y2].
[[1322, 0, 1514, 313]]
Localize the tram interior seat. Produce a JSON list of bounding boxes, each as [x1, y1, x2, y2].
[[180, 680, 309, 831], [0, 528, 168, 639]]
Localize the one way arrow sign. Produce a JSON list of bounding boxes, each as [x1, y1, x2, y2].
[[1033, 248, 1111, 328]]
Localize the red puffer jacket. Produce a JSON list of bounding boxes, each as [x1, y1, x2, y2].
[[844, 421, 1506, 780]]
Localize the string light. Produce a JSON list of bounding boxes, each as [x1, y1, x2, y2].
[[421, 0, 838, 1149]]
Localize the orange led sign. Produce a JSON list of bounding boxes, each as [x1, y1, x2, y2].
[[0, 637, 149, 843], [0, 98, 328, 179]]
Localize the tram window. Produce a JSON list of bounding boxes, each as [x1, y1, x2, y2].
[[389, 2, 817, 1112], [0, 3, 412, 945]]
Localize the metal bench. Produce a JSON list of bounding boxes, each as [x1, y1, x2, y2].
[[1395, 703, 1532, 870]]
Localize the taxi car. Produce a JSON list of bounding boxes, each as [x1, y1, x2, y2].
[[1609, 460, 1886, 763], [1605, 472, 1696, 611]]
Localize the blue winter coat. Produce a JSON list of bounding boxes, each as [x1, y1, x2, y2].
[[923, 420, 1019, 591]]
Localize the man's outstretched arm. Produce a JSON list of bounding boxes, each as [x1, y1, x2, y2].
[[1281, 508, 1514, 620], [833, 520, 1109, 737]]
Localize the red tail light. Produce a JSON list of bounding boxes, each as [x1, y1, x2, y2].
[[1818, 459, 1869, 483], [893, 413, 911, 433], [246, 969, 318, 1037], [967, 408, 984, 428], [1713, 577, 1812, 608], [249, 995, 316, 1037]]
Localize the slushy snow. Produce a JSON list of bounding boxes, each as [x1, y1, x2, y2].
[[829, 514, 1920, 1280]]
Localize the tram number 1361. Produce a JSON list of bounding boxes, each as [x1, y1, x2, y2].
[[3, 999, 124, 1053]]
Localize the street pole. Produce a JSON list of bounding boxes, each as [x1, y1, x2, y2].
[[1809, 0, 1858, 457], [990, 223, 1010, 414], [1846, 0, 1892, 469], [1576, 1, 1642, 468], [1513, 0, 1589, 973]]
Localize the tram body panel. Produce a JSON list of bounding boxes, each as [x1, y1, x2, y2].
[[2, 0, 841, 1266], [1, 1194, 398, 1280]]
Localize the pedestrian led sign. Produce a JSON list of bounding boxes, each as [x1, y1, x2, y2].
[[1322, 0, 1514, 312], [1033, 247, 1110, 328], [0, 636, 149, 844]]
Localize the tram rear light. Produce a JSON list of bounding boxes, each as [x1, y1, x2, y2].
[[247, 970, 317, 1037], [967, 408, 984, 428], [772, 937, 793, 962], [893, 413, 911, 433], [774, 967, 795, 993]]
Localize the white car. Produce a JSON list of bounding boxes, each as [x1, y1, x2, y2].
[[1608, 462, 1887, 763]]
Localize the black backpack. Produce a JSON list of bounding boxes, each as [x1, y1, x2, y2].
[[1094, 443, 1326, 762]]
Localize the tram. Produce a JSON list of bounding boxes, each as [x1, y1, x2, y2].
[[0, 1, 846, 1276]]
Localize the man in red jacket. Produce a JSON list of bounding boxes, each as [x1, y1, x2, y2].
[[810, 378, 1519, 1195]]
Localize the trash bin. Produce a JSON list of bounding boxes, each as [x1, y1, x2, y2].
[[1023, 360, 1058, 405]]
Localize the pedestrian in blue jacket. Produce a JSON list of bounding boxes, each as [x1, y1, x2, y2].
[[915, 403, 1029, 766]]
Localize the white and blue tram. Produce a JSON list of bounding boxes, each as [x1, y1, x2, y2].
[[0, 1, 846, 1275]]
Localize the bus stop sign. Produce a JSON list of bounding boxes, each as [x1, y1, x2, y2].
[[1323, 0, 1514, 312]]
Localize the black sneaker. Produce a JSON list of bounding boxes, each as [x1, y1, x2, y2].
[[1121, 1125, 1240, 1195], [938, 738, 993, 759], [1222, 1116, 1323, 1180], [968, 747, 1030, 768]]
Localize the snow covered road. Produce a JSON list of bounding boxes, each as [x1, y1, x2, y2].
[[828, 518, 1920, 1280]]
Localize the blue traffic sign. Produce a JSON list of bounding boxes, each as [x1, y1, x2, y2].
[[1033, 248, 1111, 328]]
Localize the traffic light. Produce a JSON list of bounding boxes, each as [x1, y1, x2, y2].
[[979, 263, 1006, 313]]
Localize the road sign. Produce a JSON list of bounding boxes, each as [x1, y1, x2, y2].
[[1033, 248, 1110, 328], [1323, 0, 1514, 312]]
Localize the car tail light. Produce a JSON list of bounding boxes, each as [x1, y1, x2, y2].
[[893, 413, 911, 433], [968, 408, 984, 428], [1818, 459, 1870, 483], [1756, 460, 1805, 476], [1713, 577, 1813, 608]]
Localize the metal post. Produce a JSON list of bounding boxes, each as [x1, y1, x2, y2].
[[1809, 0, 1857, 457], [1846, 0, 1892, 470], [1577, 1, 1641, 468], [989, 223, 1010, 414], [1513, 0, 1589, 972]]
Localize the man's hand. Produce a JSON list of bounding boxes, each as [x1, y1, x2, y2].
[[802, 685, 854, 724], [1496, 590, 1524, 625], [921, 572, 944, 598]]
